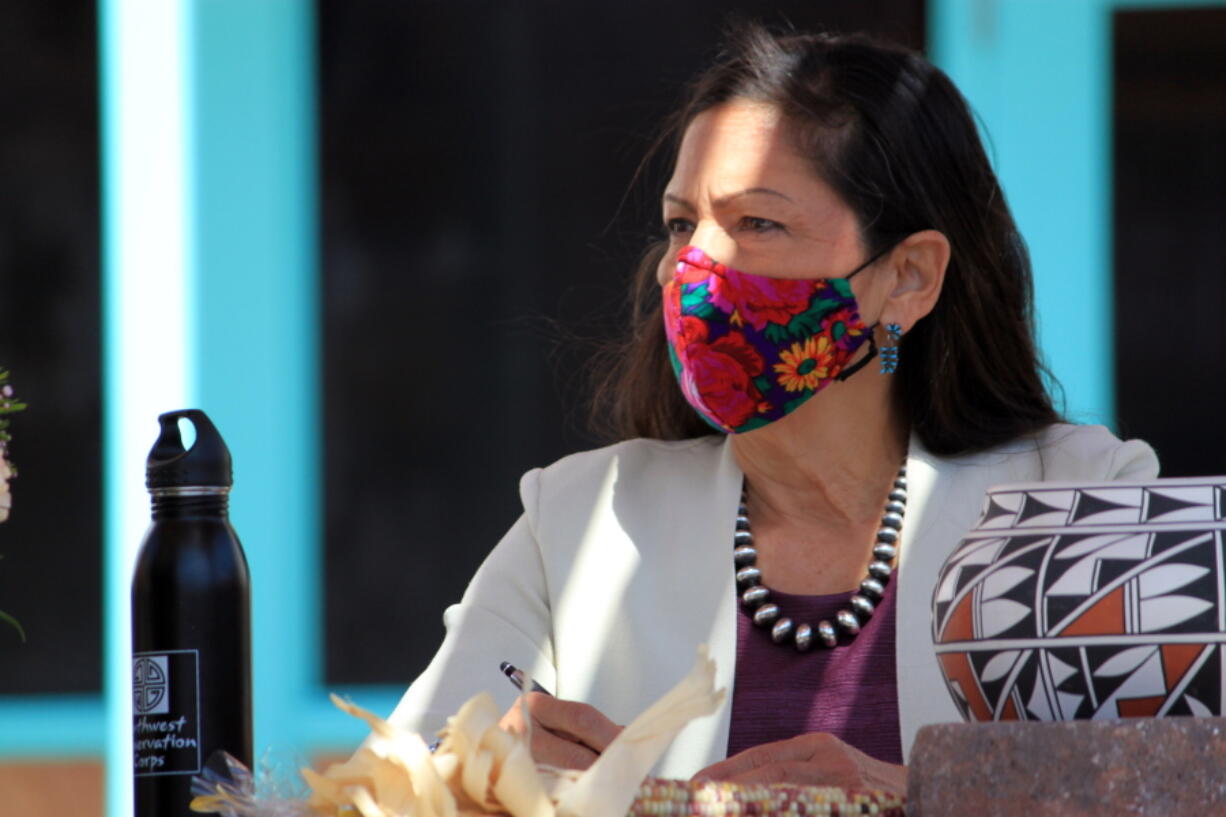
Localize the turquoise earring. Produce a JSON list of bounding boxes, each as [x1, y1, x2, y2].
[[880, 323, 903, 374]]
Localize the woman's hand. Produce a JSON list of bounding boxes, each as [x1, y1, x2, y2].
[[498, 693, 623, 770], [692, 733, 907, 796]]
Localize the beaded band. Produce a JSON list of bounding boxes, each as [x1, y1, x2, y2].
[[735, 464, 907, 651]]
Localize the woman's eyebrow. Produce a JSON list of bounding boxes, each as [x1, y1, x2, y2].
[[662, 188, 795, 210], [716, 187, 795, 206], [662, 192, 696, 211]]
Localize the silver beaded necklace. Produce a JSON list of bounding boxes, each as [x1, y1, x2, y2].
[[735, 463, 907, 652]]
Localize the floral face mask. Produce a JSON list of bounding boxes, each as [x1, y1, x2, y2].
[[662, 245, 880, 434]]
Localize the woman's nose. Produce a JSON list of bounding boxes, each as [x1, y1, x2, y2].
[[689, 223, 735, 265]]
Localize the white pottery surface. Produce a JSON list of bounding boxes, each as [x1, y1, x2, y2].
[[931, 476, 1226, 721]]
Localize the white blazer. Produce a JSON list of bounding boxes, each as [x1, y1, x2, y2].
[[386, 424, 1158, 778]]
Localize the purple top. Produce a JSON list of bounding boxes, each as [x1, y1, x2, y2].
[[726, 576, 902, 764]]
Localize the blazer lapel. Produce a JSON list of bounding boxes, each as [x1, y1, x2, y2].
[[896, 434, 975, 757], [653, 435, 742, 778]]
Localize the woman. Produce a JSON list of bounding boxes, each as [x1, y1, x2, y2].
[[385, 27, 1157, 797]]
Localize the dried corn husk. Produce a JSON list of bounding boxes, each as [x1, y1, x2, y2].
[[193, 645, 724, 817]]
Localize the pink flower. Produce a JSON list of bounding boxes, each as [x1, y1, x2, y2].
[[0, 451, 10, 523], [710, 267, 813, 331], [681, 331, 765, 429], [674, 247, 814, 331]]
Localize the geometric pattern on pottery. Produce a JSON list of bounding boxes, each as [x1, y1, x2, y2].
[[977, 483, 1226, 530], [932, 477, 1226, 722]]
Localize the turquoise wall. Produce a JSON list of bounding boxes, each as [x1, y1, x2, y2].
[[930, 0, 1225, 425]]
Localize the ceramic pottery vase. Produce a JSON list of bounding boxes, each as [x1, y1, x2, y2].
[[932, 476, 1226, 721]]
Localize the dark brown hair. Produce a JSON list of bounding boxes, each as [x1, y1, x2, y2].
[[590, 25, 1062, 456]]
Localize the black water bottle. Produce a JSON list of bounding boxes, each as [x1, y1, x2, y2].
[[132, 409, 252, 816]]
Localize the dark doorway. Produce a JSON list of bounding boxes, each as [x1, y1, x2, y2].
[[1113, 8, 1226, 477], [319, 1, 926, 685], [0, 2, 102, 694]]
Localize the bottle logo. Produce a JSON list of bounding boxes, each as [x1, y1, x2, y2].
[[133, 650, 202, 776], [133, 656, 169, 714]]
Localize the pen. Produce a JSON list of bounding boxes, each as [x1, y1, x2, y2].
[[500, 661, 553, 696]]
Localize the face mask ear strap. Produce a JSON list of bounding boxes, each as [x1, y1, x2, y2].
[[845, 244, 895, 281], [836, 334, 878, 382]]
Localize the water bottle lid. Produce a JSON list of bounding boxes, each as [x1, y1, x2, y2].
[[146, 409, 233, 489]]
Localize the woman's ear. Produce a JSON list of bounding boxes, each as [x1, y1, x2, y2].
[[885, 229, 949, 331]]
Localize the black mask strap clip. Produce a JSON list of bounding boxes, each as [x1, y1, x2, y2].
[[835, 334, 878, 382], [835, 243, 895, 382]]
